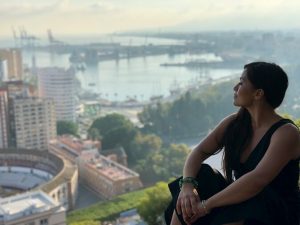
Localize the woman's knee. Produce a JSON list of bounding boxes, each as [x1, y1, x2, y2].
[[170, 210, 182, 225], [195, 164, 227, 199]]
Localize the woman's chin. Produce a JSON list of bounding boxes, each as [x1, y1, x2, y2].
[[233, 101, 240, 107]]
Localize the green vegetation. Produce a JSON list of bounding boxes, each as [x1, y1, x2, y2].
[[129, 132, 163, 163], [138, 80, 236, 139], [57, 120, 79, 136], [88, 113, 138, 163], [135, 143, 190, 183], [138, 182, 171, 225], [89, 113, 135, 138], [67, 182, 171, 225], [87, 111, 191, 182], [69, 220, 100, 225]]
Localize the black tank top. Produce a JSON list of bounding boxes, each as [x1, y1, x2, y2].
[[234, 119, 300, 196]]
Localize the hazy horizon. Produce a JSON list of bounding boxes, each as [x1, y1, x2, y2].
[[1, 0, 300, 38]]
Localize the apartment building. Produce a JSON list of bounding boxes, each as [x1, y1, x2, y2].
[[38, 67, 76, 122], [0, 88, 9, 148], [13, 97, 56, 150], [0, 48, 23, 81]]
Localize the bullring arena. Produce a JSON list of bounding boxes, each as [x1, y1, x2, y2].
[[0, 149, 78, 210]]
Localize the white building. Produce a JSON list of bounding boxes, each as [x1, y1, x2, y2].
[[0, 190, 66, 225], [13, 97, 56, 150], [0, 48, 23, 81], [0, 59, 8, 81], [38, 67, 76, 122]]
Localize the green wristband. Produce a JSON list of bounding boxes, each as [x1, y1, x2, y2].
[[179, 176, 199, 189]]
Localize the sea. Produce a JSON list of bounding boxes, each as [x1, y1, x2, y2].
[[1, 35, 241, 102], [1, 35, 233, 208]]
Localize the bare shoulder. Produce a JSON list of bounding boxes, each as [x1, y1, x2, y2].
[[208, 113, 237, 144], [274, 122, 300, 139], [272, 122, 300, 159], [208, 113, 237, 136], [215, 113, 237, 130]]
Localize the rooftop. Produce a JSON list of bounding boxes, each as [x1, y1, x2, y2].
[[0, 190, 64, 222], [81, 153, 139, 181], [56, 135, 100, 156]]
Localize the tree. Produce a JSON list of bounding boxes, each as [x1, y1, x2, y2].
[[135, 143, 191, 183], [88, 128, 101, 141], [138, 81, 237, 139], [102, 124, 137, 151], [70, 220, 100, 225], [164, 143, 191, 177], [89, 113, 134, 137], [89, 113, 138, 164], [138, 182, 171, 225], [57, 120, 78, 136], [129, 133, 162, 162], [138, 102, 171, 136]]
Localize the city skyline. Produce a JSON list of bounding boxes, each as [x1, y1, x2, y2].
[[0, 0, 300, 38]]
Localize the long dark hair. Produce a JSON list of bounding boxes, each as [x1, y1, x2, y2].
[[222, 62, 288, 182]]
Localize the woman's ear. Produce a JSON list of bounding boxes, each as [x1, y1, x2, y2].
[[254, 89, 264, 100]]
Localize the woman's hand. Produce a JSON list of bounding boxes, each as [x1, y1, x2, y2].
[[176, 184, 214, 224], [184, 200, 212, 224], [176, 183, 201, 224]]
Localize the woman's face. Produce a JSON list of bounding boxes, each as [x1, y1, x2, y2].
[[233, 69, 258, 107]]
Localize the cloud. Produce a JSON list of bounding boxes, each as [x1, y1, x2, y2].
[[0, 2, 53, 17], [89, 1, 118, 13], [0, 0, 300, 37]]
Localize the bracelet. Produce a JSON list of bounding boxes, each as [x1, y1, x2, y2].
[[200, 200, 208, 214], [179, 177, 199, 189]]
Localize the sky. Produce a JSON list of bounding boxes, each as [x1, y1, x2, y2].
[[1, 0, 300, 38]]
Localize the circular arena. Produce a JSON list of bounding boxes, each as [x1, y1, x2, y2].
[[0, 149, 78, 210]]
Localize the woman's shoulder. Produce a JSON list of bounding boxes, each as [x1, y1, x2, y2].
[[218, 113, 237, 127], [211, 113, 237, 137], [271, 119, 300, 159], [275, 118, 299, 135]]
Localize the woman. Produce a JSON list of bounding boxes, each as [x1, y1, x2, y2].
[[165, 62, 300, 225]]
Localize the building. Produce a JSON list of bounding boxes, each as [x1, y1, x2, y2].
[[13, 97, 56, 150], [38, 67, 76, 122], [4, 80, 37, 99], [49, 135, 143, 199], [49, 135, 101, 164], [101, 146, 128, 167], [0, 88, 9, 148], [0, 190, 66, 225], [0, 48, 23, 81], [78, 151, 143, 199], [1, 81, 39, 147], [0, 149, 78, 211], [0, 59, 8, 81], [116, 209, 146, 225]]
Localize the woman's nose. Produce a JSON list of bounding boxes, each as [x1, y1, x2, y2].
[[233, 84, 238, 91]]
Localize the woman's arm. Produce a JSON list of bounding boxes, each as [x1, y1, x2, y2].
[[204, 123, 300, 212], [182, 113, 236, 178], [176, 114, 236, 222]]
